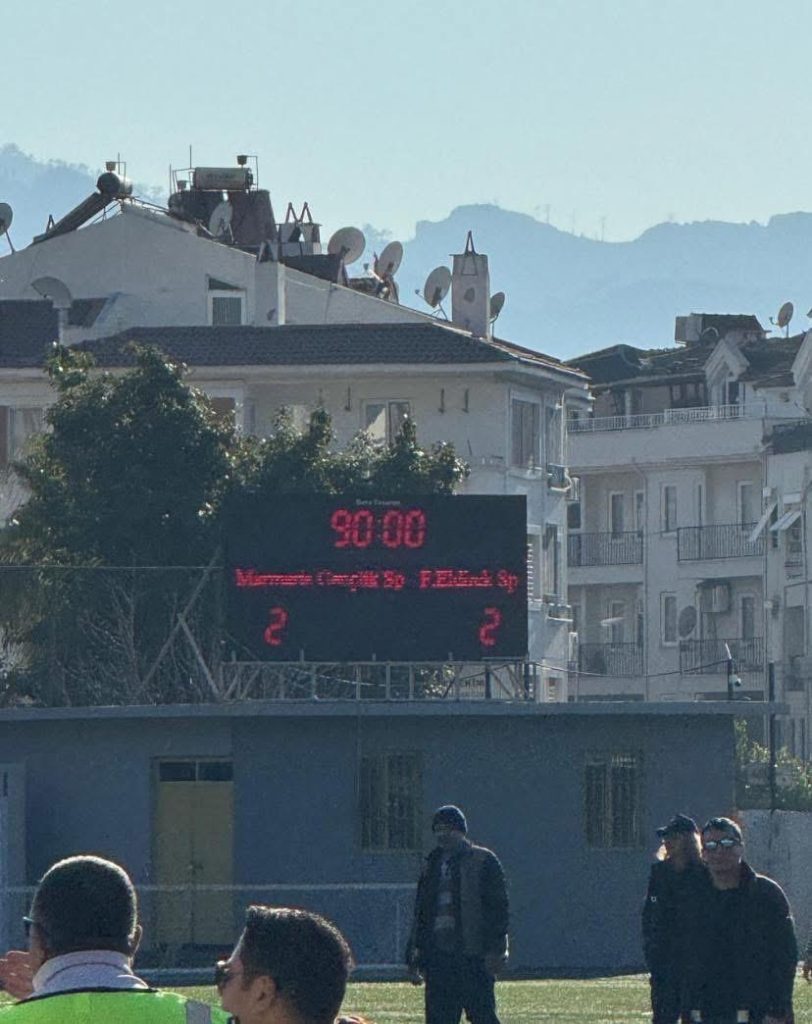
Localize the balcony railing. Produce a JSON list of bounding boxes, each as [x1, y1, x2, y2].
[[570, 404, 759, 434], [577, 643, 644, 677], [567, 531, 643, 567], [679, 637, 764, 676], [677, 523, 764, 561]]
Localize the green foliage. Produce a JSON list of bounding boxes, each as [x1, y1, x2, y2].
[[0, 346, 467, 706], [735, 718, 812, 810]]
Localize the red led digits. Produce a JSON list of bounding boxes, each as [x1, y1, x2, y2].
[[330, 507, 427, 549], [330, 509, 353, 548], [478, 606, 502, 647], [263, 606, 289, 646]]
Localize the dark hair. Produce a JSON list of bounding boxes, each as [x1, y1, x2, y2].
[[31, 855, 138, 956], [239, 906, 353, 1024]]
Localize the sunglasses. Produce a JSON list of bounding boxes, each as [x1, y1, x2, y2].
[[214, 961, 242, 990], [703, 838, 741, 850], [22, 916, 43, 938]]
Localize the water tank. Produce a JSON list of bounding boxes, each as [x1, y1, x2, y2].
[[96, 172, 133, 197], [192, 167, 253, 192]]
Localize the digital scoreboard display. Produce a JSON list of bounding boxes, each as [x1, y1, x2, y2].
[[226, 495, 528, 662]]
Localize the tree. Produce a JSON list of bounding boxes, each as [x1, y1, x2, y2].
[[0, 346, 467, 707]]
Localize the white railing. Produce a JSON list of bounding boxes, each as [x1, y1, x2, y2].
[[569, 404, 764, 433]]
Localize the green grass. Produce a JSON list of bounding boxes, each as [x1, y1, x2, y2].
[[3, 975, 810, 1021], [173, 973, 812, 1024]]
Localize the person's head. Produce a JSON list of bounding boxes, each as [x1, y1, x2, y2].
[[654, 814, 701, 866], [26, 855, 141, 971], [701, 816, 744, 886], [431, 805, 468, 851], [217, 906, 353, 1024]]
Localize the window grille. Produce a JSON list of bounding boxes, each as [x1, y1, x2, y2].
[[585, 752, 642, 848], [511, 399, 540, 468]]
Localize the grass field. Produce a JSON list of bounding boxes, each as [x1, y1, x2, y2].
[[171, 973, 812, 1024]]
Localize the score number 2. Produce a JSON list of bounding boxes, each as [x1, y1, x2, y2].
[[264, 606, 289, 647], [478, 607, 502, 648]]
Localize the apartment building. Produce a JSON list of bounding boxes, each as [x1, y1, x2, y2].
[[566, 314, 812, 752], [0, 163, 590, 693]]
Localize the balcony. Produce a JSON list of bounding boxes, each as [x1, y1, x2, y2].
[[677, 523, 764, 561], [569, 404, 770, 434], [577, 642, 644, 677], [567, 531, 643, 567], [679, 637, 764, 676]]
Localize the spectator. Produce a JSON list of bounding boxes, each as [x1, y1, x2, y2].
[[0, 854, 227, 1022], [405, 804, 508, 1024], [642, 813, 710, 1024], [216, 904, 354, 1024], [687, 817, 797, 1024]]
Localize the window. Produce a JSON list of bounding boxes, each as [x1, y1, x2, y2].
[[635, 599, 644, 650], [786, 516, 803, 566], [545, 405, 560, 464], [585, 752, 642, 848], [208, 396, 236, 427], [543, 524, 560, 597], [209, 291, 245, 326], [359, 753, 421, 851], [740, 595, 755, 640], [364, 401, 411, 446], [158, 760, 233, 782], [634, 491, 645, 535], [726, 380, 740, 407], [662, 485, 677, 533], [609, 493, 625, 535], [567, 476, 582, 531], [608, 600, 625, 645], [511, 399, 540, 468], [738, 482, 755, 527], [696, 483, 704, 528], [527, 534, 541, 599], [661, 593, 677, 645]]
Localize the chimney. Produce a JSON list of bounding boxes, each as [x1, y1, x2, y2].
[[451, 231, 490, 338]]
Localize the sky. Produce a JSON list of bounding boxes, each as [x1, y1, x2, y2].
[[3, 0, 812, 243]]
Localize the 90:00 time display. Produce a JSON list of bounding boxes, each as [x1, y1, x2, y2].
[[330, 507, 427, 550]]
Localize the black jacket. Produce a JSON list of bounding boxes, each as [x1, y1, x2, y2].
[[405, 840, 509, 967], [686, 861, 798, 1021], [642, 858, 712, 979]]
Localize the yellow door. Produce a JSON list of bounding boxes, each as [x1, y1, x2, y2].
[[154, 760, 234, 946]]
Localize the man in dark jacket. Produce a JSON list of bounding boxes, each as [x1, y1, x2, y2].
[[406, 805, 508, 1024], [687, 817, 798, 1024]]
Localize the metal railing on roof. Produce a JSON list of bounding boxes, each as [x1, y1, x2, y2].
[[569, 404, 761, 433]]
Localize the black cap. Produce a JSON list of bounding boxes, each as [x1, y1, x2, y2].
[[655, 813, 698, 839], [432, 805, 467, 834], [702, 816, 743, 842]]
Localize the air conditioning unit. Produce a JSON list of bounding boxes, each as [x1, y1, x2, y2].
[[710, 583, 730, 614], [547, 602, 573, 622], [547, 463, 568, 490]]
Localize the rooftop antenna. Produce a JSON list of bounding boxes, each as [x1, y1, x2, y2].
[[771, 301, 794, 338], [0, 202, 15, 253], [327, 226, 365, 267], [489, 291, 506, 323], [420, 266, 452, 318]]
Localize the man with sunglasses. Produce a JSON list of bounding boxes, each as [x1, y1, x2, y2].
[[685, 818, 798, 1024], [405, 805, 509, 1024], [0, 854, 228, 1023], [215, 905, 353, 1024]]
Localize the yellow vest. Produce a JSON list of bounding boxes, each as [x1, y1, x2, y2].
[[0, 989, 231, 1024]]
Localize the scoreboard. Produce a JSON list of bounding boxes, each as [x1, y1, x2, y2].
[[225, 495, 528, 662]]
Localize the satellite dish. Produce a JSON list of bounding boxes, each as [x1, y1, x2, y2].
[[208, 199, 233, 238], [31, 276, 73, 309], [375, 240, 403, 278], [776, 301, 794, 329], [423, 266, 452, 308], [677, 605, 697, 639], [489, 291, 506, 322], [327, 226, 365, 265], [0, 202, 13, 235]]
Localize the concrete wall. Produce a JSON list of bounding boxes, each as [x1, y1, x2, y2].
[[0, 704, 738, 971]]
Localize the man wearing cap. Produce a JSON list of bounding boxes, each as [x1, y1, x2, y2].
[[0, 854, 228, 1023], [643, 814, 710, 1024], [686, 817, 798, 1024], [405, 805, 508, 1024]]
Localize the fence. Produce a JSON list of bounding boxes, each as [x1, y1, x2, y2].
[[0, 882, 416, 974], [677, 523, 764, 561], [567, 531, 643, 567]]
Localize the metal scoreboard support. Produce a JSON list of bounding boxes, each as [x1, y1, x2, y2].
[[225, 495, 528, 664]]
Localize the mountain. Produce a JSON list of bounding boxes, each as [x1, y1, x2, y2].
[[2, 145, 810, 361]]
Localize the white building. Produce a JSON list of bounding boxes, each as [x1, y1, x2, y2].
[[0, 166, 590, 696], [566, 314, 812, 753]]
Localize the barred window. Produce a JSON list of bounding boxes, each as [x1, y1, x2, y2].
[[585, 752, 642, 848], [360, 753, 421, 851]]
